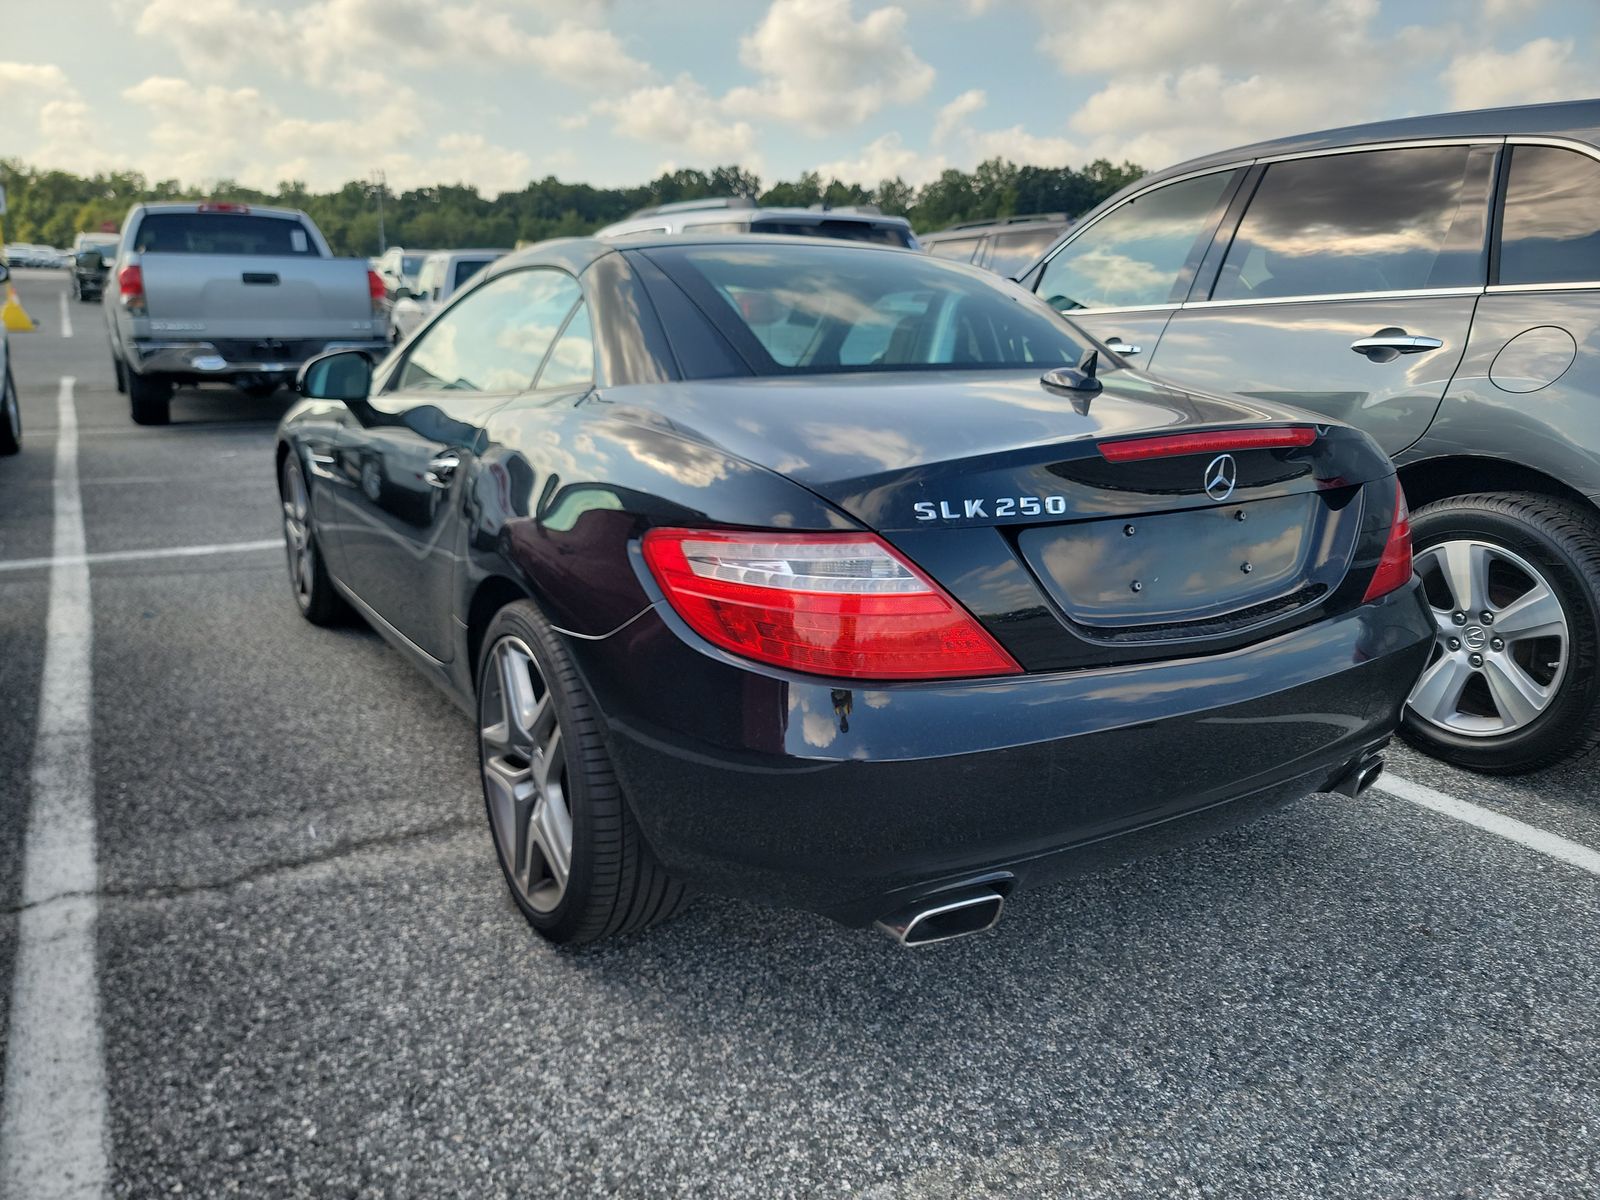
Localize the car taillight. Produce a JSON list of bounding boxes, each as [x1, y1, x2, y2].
[[640, 529, 1022, 681], [367, 269, 386, 316], [118, 265, 145, 316], [1099, 426, 1318, 462], [1363, 480, 1413, 602]]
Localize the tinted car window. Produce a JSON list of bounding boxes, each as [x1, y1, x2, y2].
[[751, 219, 913, 247], [925, 236, 981, 262], [452, 258, 494, 290], [1213, 146, 1490, 300], [1036, 170, 1239, 311], [986, 227, 1064, 276], [396, 268, 580, 393], [647, 244, 1084, 376], [1498, 145, 1600, 286], [537, 302, 595, 389], [133, 213, 320, 256], [401, 254, 426, 276]]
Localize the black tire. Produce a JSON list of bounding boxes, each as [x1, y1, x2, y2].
[[127, 369, 172, 425], [1400, 491, 1600, 774], [279, 453, 349, 626], [477, 600, 687, 944], [112, 352, 126, 394], [0, 367, 20, 456]]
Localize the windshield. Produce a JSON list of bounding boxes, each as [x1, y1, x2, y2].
[[132, 213, 321, 256], [750, 218, 914, 248], [646, 244, 1085, 377]]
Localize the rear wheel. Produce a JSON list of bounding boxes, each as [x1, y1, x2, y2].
[[0, 367, 20, 456], [112, 352, 127, 394], [128, 369, 172, 426], [477, 600, 686, 944], [279, 453, 348, 625], [1401, 492, 1600, 773]]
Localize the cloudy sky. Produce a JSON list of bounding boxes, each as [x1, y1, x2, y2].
[[4, 0, 1596, 194]]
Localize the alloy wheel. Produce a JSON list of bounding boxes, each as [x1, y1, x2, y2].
[[480, 635, 572, 913], [281, 458, 314, 610], [1408, 538, 1569, 737]]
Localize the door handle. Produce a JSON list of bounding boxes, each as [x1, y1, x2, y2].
[[424, 452, 460, 488], [1104, 338, 1142, 356], [1350, 328, 1443, 360]]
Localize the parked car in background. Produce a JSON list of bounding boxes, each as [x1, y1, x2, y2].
[[1021, 98, 1600, 774], [4, 244, 64, 268], [374, 246, 434, 302], [387, 248, 509, 343], [104, 201, 391, 425], [0, 263, 18, 456], [70, 231, 119, 301], [921, 214, 1073, 277], [278, 234, 1429, 946], [596, 197, 918, 247]]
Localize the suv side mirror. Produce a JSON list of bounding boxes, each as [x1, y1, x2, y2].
[[76, 250, 104, 269], [297, 350, 373, 402]]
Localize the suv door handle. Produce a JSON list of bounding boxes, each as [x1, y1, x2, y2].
[[424, 452, 460, 488], [1350, 329, 1443, 360], [1104, 338, 1142, 355]]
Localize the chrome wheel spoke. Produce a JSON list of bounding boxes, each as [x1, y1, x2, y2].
[[1482, 657, 1550, 728], [1409, 654, 1473, 725], [1494, 582, 1564, 642]]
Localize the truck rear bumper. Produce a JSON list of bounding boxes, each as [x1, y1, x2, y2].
[[129, 339, 390, 380]]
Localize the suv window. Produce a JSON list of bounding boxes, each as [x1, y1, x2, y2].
[[133, 213, 320, 256], [1498, 145, 1600, 286], [986, 227, 1062, 276], [1212, 146, 1491, 301], [1036, 170, 1240, 311], [396, 268, 581, 394], [926, 236, 981, 262], [452, 258, 494, 291]]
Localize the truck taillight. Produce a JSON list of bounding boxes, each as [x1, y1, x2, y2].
[[1363, 480, 1413, 602], [118, 265, 146, 316], [641, 529, 1021, 680], [367, 269, 386, 316]]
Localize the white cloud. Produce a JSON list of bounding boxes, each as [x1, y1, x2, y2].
[[725, 0, 935, 133], [0, 61, 74, 103], [933, 89, 986, 143], [596, 76, 759, 165], [816, 133, 946, 185], [1441, 37, 1589, 110]]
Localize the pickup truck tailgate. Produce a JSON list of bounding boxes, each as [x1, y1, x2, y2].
[[140, 254, 377, 340]]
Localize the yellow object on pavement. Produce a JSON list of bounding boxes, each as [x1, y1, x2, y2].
[[1, 283, 35, 332]]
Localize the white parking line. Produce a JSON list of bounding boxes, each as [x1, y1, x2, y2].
[[1376, 773, 1600, 877], [0, 377, 110, 1199], [0, 538, 280, 574], [58, 291, 73, 339]]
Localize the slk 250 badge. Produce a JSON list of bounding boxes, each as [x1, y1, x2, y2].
[[914, 495, 1069, 521]]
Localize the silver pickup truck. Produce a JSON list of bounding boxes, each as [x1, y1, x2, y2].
[[104, 202, 390, 425]]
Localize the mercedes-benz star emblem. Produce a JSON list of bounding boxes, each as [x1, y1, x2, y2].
[[1204, 453, 1238, 502]]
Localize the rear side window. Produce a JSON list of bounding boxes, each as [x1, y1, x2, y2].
[[452, 258, 494, 290], [1498, 145, 1600, 286], [132, 213, 321, 256], [925, 236, 981, 262], [644, 244, 1084, 376], [1212, 146, 1492, 300], [986, 227, 1065, 277], [751, 219, 913, 247], [1036, 170, 1239, 311]]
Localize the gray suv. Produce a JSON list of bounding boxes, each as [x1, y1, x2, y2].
[[1022, 99, 1600, 774]]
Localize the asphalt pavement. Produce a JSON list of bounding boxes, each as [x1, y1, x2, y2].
[[1, 267, 1598, 1198]]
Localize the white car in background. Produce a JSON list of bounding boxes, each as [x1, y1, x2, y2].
[[387, 249, 509, 343]]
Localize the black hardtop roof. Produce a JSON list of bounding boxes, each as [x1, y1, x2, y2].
[[491, 231, 923, 277]]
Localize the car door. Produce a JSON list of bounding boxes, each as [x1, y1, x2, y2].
[[1029, 168, 1246, 361], [335, 266, 585, 661], [1150, 143, 1497, 456]]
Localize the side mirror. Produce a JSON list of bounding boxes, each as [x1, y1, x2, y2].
[[297, 350, 373, 402], [392, 284, 413, 301], [76, 250, 104, 269]]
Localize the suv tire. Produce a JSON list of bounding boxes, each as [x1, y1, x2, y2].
[[1401, 491, 1600, 774], [128, 369, 172, 425], [0, 366, 20, 456]]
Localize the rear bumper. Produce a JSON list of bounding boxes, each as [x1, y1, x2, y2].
[[128, 338, 390, 380], [572, 582, 1434, 925]]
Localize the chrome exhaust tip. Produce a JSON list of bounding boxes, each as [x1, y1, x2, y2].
[[875, 888, 1005, 946]]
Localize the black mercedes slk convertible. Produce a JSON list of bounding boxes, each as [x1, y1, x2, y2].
[[276, 236, 1433, 945]]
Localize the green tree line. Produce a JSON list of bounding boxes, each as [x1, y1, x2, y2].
[[0, 157, 1143, 255]]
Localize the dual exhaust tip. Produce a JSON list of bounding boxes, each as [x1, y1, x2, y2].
[[875, 886, 1005, 946]]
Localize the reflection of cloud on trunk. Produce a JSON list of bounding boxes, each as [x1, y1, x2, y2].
[[799, 424, 922, 471]]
